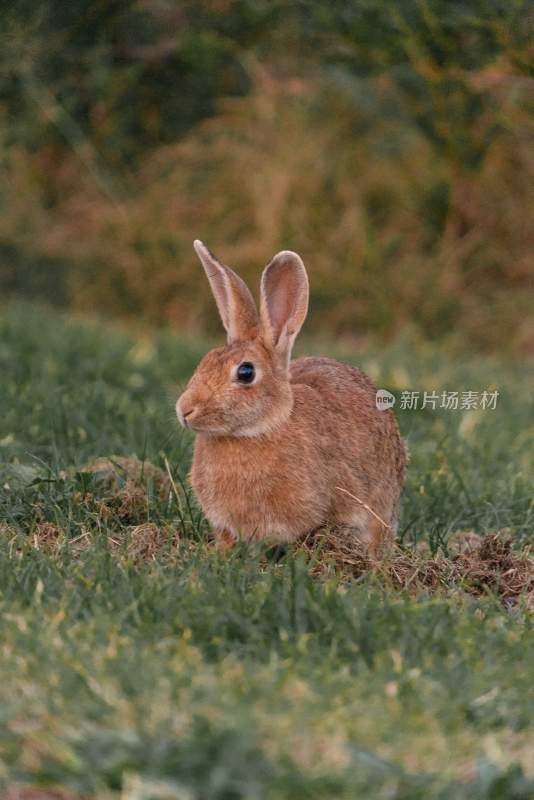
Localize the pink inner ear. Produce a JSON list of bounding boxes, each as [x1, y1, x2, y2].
[[264, 261, 295, 340], [262, 254, 308, 345]]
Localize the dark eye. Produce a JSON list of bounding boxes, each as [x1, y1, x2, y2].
[[236, 362, 255, 384]]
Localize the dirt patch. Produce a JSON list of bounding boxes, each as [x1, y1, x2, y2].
[[73, 455, 170, 490], [1, 522, 67, 554], [32, 522, 66, 552], [82, 456, 170, 522], [300, 529, 534, 607], [26, 521, 181, 561], [453, 533, 534, 606], [67, 455, 173, 525], [28, 521, 182, 562], [122, 522, 180, 562]]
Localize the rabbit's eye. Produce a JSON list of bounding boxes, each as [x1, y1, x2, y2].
[[236, 362, 255, 384]]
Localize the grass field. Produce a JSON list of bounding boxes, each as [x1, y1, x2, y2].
[[1, 303, 534, 799]]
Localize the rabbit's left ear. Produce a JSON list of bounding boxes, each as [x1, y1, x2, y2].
[[194, 240, 259, 343], [260, 251, 309, 367]]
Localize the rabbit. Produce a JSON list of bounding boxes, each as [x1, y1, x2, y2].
[[176, 240, 406, 554]]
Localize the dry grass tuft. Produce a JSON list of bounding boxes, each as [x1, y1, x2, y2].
[[124, 522, 180, 562], [300, 529, 534, 606], [3, 522, 67, 555], [31, 522, 65, 552], [97, 482, 149, 523], [453, 533, 534, 607], [446, 530, 484, 554], [2, 520, 184, 562], [0, 522, 18, 539], [78, 456, 169, 492], [73, 455, 171, 524]]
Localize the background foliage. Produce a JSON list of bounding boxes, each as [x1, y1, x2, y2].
[[0, 0, 533, 351]]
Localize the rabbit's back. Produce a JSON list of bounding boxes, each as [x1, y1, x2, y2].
[[291, 356, 406, 535], [291, 356, 377, 403]]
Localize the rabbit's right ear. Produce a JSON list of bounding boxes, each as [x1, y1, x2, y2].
[[194, 241, 259, 343], [260, 250, 309, 368]]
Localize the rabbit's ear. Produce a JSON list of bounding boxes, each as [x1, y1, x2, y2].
[[194, 240, 259, 343], [260, 251, 309, 366]]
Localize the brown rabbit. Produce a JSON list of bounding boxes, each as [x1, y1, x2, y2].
[[176, 241, 406, 553]]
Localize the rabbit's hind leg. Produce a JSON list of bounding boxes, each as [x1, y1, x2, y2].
[[210, 527, 237, 551], [336, 508, 393, 559]]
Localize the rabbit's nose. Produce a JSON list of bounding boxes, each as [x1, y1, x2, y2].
[[183, 407, 195, 423], [176, 398, 197, 427]]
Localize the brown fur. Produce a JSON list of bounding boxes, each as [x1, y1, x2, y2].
[[177, 242, 406, 552]]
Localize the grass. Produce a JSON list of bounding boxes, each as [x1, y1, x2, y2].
[[1, 302, 534, 799]]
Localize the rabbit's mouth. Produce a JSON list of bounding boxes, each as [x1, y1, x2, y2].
[[185, 419, 211, 433], [181, 414, 210, 433], [180, 409, 230, 436]]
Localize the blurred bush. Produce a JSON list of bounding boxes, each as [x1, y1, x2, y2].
[[0, 0, 532, 351]]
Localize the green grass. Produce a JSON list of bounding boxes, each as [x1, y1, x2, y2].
[[1, 303, 534, 799]]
